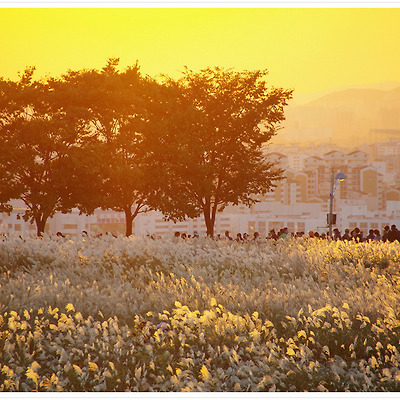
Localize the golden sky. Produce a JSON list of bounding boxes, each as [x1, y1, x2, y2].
[[1, 7, 400, 96]]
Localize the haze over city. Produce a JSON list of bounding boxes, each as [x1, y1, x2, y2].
[[2, 6, 400, 145]]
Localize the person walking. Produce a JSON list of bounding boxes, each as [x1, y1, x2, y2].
[[279, 227, 289, 239], [366, 229, 375, 241], [252, 232, 261, 242], [388, 224, 400, 242], [342, 229, 351, 241], [373, 229, 382, 241], [224, 230, 233, 240], [382, 225, 390, 242], [236, 233, 243, 242], [268, 229, 278, 240], [333, 228, 341, 240]]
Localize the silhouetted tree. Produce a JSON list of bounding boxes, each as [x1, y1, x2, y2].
[[0, 68, 83, 236], [50, 59, 163, 236], [147, 67, 293, 236]]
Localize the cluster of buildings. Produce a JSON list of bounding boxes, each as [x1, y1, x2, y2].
[[2, 138, 400, 238]]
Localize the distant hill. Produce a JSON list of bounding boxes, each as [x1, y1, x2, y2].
[[277, 82, 400, 146], [291, 81, 400, 105]]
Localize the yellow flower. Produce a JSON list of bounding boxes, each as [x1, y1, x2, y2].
[[297, 330, 307, 339], [26, 367, 39, 384], [89, 362, 99, 372], [249, 329, 260, 342], [286, 347, 295, 356], [73, 365, 83, 376], [264, 320, 274, 329], [65, 303, 75, 313], [2, 365, 15, 378], [8, 319, 17, 331], [74, 312, 84, 323], [199, 365, 210, 382]]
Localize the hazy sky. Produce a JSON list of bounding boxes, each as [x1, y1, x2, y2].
[[1, 7, 400, 96]]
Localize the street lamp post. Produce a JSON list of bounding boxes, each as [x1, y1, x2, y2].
[[328, 170, 347, 238]]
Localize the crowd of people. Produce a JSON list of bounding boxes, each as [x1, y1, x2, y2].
[[3, 224, 400, 244], [328, 224, 400, 243], [171, 224, 400, 243]]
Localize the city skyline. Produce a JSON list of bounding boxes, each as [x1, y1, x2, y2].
[[3, 137, 400, 238]]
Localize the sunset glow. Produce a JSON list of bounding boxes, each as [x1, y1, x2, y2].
[[1, 7, 400, 96]]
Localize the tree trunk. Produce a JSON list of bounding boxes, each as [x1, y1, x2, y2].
[[124, 208, 134, 237], [123, 203, 144, 237], [35, 216, 47, 237], [205, 216, 214, 237], [203, 201, 215, 237]]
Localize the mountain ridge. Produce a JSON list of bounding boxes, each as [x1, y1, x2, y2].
[[291, 81, 400, 106], [279, 81, 400, 146]]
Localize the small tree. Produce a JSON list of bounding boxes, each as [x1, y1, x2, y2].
[[0, 69, 82, 236], [147, 67, 293, 236]]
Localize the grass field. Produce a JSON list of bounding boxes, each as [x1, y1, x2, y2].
[[1, 235, 400, 391]]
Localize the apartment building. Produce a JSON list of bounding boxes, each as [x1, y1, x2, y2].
[[2, 139, 400, 238]]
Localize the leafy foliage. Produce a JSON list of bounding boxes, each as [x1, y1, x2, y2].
[[0, 71, 83, 236], [1, 62, 293, 238], [48, 59, 173, 236], [145, 67, 293, 235]]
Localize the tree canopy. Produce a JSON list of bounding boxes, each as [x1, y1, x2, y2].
[[145, 67, 293, 236], [47, 58, 172, 236], [0, 62, 292, 237], [0, 68, 83, 236]]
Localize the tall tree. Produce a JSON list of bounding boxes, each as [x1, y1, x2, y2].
[[50, 59, 163, 236], [147, 67, 293, 236], [0, 68, 83, 236]]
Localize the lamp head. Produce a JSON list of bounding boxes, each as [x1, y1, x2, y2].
[[335, 172, 347, 181]]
